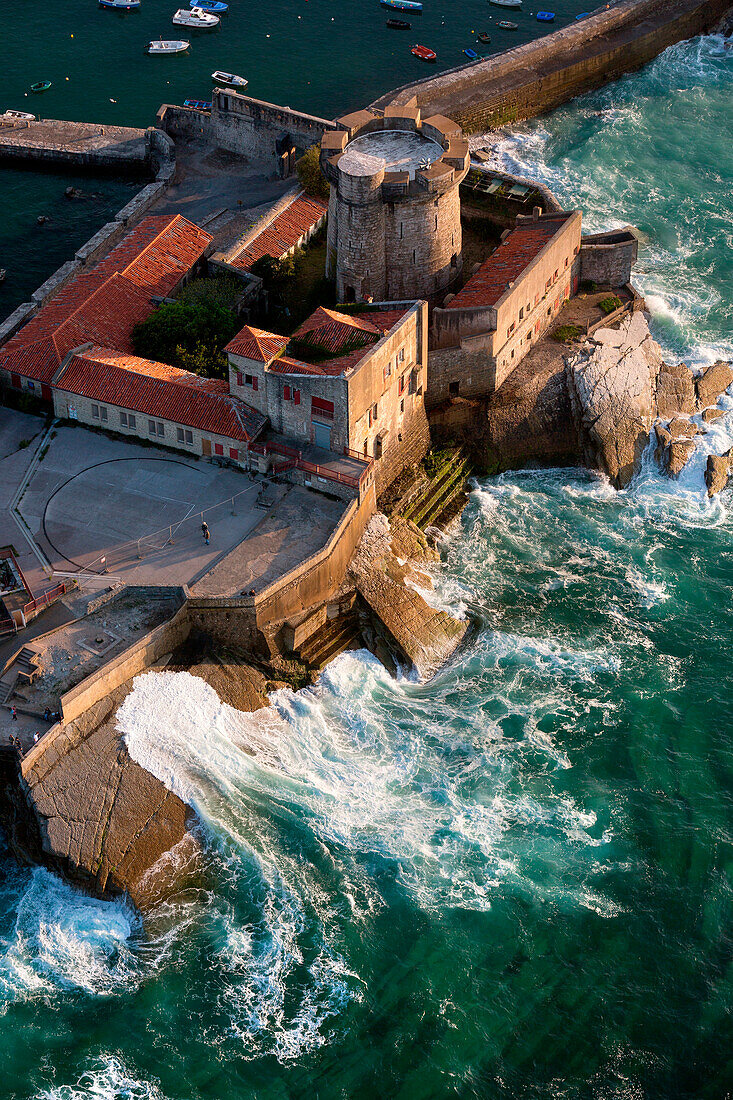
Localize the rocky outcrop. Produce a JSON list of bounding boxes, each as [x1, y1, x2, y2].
[[566, 312, 664, 487], [656, 360, 697, 418], [348, 514, 467, 678], [696, 361, 733, 410], [705, 452, 732, 498]]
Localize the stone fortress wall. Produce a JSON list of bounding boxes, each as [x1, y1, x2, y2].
[[371, 0, 733, 131]]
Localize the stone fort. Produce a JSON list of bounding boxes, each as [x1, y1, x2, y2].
[[320, 107, 470, 304]]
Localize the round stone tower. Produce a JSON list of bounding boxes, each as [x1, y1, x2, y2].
[[320, 107, 469, 303]]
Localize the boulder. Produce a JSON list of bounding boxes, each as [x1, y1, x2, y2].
[[656, 361, 696, 418], [696, 361, 733, 408], [668, 416, 700, 439], [702, 407, 726, 424], [705, 453, 731, 497], [566, 312, 664, 487], [666, 439, 697, 478]]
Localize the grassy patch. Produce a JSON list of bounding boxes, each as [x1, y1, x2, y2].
[[552, 324, 585, 343], [599, 295, 624, 315]]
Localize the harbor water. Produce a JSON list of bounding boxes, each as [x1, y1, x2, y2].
[[1, 25, 732, 1100]]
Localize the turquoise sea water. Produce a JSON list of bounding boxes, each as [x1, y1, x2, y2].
[[1, 29, 733, 1100]]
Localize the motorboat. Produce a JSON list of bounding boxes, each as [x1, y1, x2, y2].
[[211, 70, 248, 88], [477, 32, 491, 42], [189, 0, 228, 10], [30, 81, 52, 92], [463, 47, 479, 59], [411, 44, 436, 61], [382, 0, 423, 12], [173, 8, 219, 27], [536, 11, 555, 21], [99, 0, 141, 9], [386, 18, 411, 28], [497, 20, 519, 29], [2, 109, 35, 120], [147, 40, 190, 53], [489, 0, 521, 7], [183, 98, 212, 109]]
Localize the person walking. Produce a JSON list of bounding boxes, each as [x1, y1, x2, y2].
[[11, 706, 17, 721], [201, 521, 210, 545]]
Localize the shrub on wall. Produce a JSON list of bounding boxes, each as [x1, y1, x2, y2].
[[296, 145, 330, 200], [132, 278, 241, 379]]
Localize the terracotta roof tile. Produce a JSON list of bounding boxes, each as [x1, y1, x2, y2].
[[0, 215, 212, 385], [446, 214, 574, 311], [228, 193, 327, 272], [224, 325, 288, 362], [55, 346, 266, 442]]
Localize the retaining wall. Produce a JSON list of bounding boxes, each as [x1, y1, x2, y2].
[[372, 0, 732, 131]]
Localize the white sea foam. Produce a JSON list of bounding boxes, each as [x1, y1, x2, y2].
[[35, 1056, 165, 1100]]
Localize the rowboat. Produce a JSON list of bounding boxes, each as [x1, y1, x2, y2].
[[386, 18, 411, 28], [477, 32, 491, 42], [147, 40, 190, 53], [489, 0, 521, 7], [411, 44, 436, 61], [183, 99, 212, 109], [498, 20, 518, 29], [463, 47, 479, 59], [381, 0, 423, 12], [536, 11, 555, 21], [211, 70, 248, 87], [30, 81, 52, 92], [189, 0, 228, 10], [99, 0, 140, 8], [173, 8, 219, 27]]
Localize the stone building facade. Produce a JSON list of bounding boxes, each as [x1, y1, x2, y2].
[[428, 209, 583, 405], [226, 301, 430, 496], [320, 107, 469, 304]]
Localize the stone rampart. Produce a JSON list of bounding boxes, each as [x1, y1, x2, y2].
[[371, 0, 732, 131], [0, 118, 150, 174]]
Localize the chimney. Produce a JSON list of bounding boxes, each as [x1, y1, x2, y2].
[[533, 205, 542, 220]]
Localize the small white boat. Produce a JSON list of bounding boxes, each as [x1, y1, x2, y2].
[[211, 70, 248, 88], [99, 0, 141, 9], [2, 109, 36, 121], [147, 39, 190, 53], [489, 0, 522, 7], [172, 8, 219, 27]]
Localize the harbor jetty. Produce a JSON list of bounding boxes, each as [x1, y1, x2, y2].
[[371, 0, 733, 130], [0, 117, 151, 174]]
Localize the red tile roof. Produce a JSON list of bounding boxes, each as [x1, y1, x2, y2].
[[224, 326, 288, 362], [55, 346, 266, 442], [0, 215, 212, 384], [446, 214, 575, 311], [291, 307, 382, 353], [228, 192, 327, 273]]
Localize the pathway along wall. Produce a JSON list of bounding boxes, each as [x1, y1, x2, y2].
[[371, 0, 732, 131]]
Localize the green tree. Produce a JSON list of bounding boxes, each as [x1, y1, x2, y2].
[[296, 144, 329, 200], [132, 299, 239, 375]]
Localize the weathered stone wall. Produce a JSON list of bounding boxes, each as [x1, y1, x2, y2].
[[427, 341, 497, 408], [0, 119, 149, 173], [372, 0, 732, 131], [580, 228, 640, 287]]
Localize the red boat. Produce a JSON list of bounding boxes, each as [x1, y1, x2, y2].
[[411, 44, 436, 61]]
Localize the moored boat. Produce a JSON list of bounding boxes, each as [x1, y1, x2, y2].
[[2, 109, 35, 120], [411, 44, 436, 61], [211, 70, 248, 87], [386, 18, 411, 28], [183, 99, 212, 109], [147, 40, 190, 53], [489, 0, 521, 8], [381, 0, 423, 12], [30, 81, 52, 93], [497, 20, 518, 30], [463, 47, 479, 59], [477, 32, 491, 43], [536, 10, 555, 21], [189, 0, 228, 10], [173, 8, 219, 27], [99, 0, 141, 9]]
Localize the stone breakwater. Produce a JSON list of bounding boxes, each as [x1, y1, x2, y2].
[[371, 0, 733, 131]]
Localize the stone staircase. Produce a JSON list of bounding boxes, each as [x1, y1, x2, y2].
[[294, 607, 363, 670], [399, 447, 472, 530], [0, 647, 41, 704]]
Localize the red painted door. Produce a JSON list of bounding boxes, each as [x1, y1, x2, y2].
[[41, 384, 52, 402], [10, 373, 20, 389]]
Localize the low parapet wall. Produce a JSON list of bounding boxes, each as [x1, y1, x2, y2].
[[372, 0, 732, 131]]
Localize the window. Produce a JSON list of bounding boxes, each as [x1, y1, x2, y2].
[[535, 292, 541, 305], [156, 422, 164, 436], [120, 412, 128, 427], [363, 439, 368, 457], [554, 269, 558, 281], [244, 373, 258, 391], [546, 278, 552, 291], [372, 402, 378, 423], [449, 381, 460, 396], [27, 381, 35, 392], [284, 385, 291, 401], [214, 443, 224, 456], [564, 256, 569, 268], [68, 404, 78, 420], [507, 322, 515, 338], [527, 302, 531, 314], [229, 448, 239, 460], [294, 389, 300, 405], [100, 407, 107, 422], [399, 373, 406, 395], [384, 361, 392, 379], [311, 396, 334, 420], [519, 307, 524, 321], [400, 398, 404, 415], [535, 320, 541, 335], [435, 214, 438, 231], [149, 419, 156, 434], [177, 427, 185, 443], [92, 404, 99, 419], [236, 371, 243, 386], [400, 223, 403, 240], [129, 414, 136, 429], [185, 429, 192, 444], [413, 250, 416, 265], [398, 348, 405, 363]]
